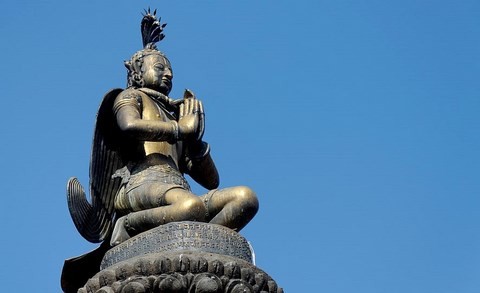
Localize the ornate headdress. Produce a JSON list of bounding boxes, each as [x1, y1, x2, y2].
[[125, 9, 168, 88]]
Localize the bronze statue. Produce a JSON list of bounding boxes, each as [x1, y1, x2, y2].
[[66, 10, 258, 247]]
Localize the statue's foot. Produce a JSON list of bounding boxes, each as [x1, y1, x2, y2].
[[110, 216, 131, 246]]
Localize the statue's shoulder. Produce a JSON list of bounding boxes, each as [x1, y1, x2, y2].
[[114, 88, 151, 108], [99, 88, 125, 106], [116, 87, 149, 99]]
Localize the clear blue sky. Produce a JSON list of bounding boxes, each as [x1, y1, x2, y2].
[[1, 1, 479, 292]]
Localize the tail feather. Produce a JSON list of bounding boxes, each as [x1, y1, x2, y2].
[[67, 177, 106, 243]]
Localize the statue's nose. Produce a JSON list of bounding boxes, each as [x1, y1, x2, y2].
[[164, 68, 173, 80]]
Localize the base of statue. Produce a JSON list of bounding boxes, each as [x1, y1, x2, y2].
[[77, 222, 282, 293]]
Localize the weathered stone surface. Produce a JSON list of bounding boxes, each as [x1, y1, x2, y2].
[[81, 251, 282, 293], [77, 223, 282, 293], [101, 222, 253, 269]]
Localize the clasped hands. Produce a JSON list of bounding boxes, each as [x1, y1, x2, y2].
[[177, 89, 205, 142]]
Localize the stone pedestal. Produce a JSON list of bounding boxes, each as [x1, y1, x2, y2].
[[78, 222, 282, 293]]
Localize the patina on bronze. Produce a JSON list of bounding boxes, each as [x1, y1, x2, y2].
[[62, 9, 259, 292]]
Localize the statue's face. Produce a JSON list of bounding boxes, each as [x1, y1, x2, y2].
[[141, 54, 173, 95]]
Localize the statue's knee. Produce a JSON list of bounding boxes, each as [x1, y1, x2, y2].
[[235, 186, 259, 213], [179, 196, 206, 218]]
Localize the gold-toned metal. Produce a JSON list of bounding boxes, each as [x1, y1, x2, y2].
[[66, 10, 258, 247]]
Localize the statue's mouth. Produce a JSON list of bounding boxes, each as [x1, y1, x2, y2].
[[162, 78, 172, 89]]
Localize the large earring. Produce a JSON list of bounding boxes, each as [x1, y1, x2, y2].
[[133, 73, 145, 88]]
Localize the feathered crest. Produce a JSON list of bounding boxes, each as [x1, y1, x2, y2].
[[141, 8, 167, 50]]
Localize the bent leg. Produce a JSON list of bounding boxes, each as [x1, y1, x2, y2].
[[111, 187, 206, 245], [202, 186, 259, 231], [127, 188, 205, 230]]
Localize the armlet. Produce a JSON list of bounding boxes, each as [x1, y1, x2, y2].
[[113, 89, 143, 115]]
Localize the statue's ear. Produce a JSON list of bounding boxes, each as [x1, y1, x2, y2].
[[124, 60, 133, 71], [134, 73, 145, 87]]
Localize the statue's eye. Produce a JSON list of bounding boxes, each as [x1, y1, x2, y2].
[[154, 63, 165, 71]]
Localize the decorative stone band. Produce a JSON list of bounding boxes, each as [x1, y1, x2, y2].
[[80, 251, 282, 293], [101, 222, 253, 270]]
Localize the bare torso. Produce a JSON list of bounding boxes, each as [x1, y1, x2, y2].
[[115, 89, 185, 174]]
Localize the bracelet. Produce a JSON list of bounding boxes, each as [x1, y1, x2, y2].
[[170, 121, 179, 141]]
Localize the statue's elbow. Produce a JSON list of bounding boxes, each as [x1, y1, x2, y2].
[[211, 177, 220, 190], [117, 120, 138, 137], [204, 176, 219, 190]]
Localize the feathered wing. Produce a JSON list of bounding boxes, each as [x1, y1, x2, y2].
[[67, 89, 125, 243]]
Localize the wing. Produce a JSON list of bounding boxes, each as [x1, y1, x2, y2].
[[67, 88, 125, 243]]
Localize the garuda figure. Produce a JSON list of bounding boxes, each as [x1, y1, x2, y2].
[[62, 10, 258, 290]]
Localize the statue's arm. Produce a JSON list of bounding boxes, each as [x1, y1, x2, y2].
[[179, 91, 219, 189], [113, 90, 198, 142], [113, 91, 178, 141], [184, 141, 219, 190]]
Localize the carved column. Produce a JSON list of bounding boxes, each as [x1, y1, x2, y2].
[[78, 222, 282, 293]]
